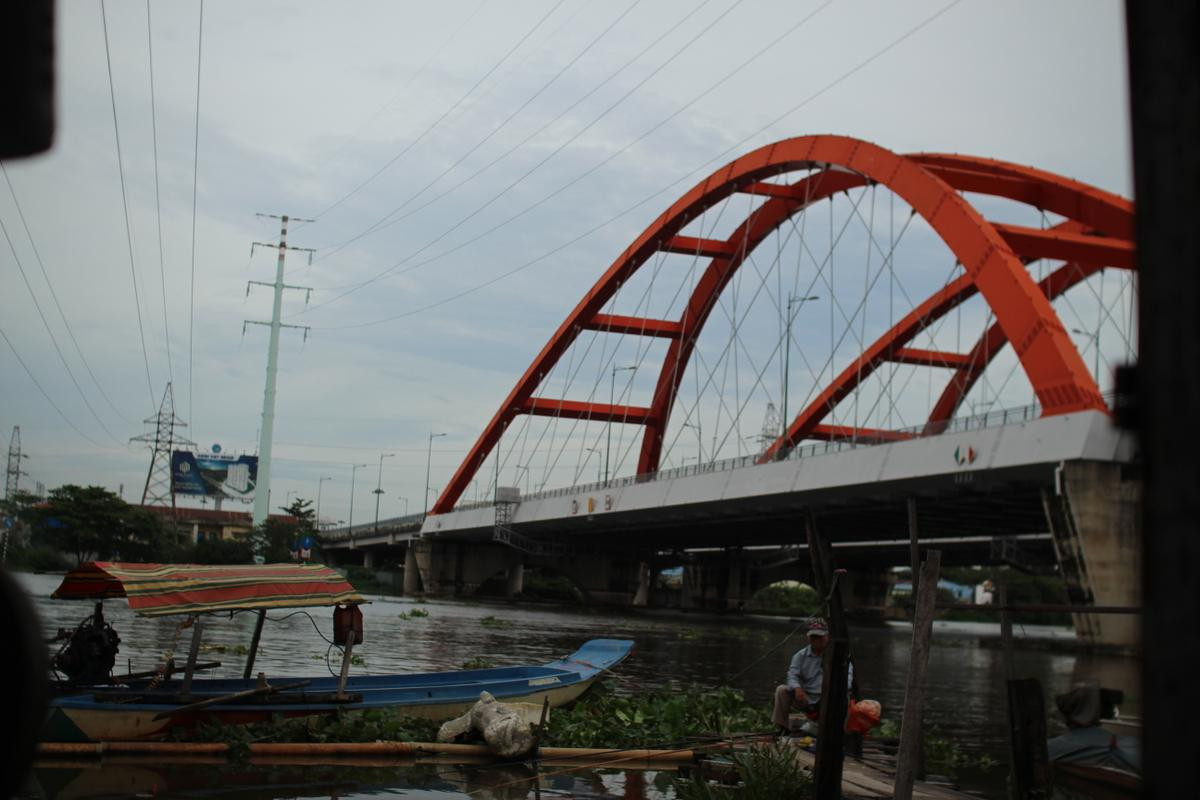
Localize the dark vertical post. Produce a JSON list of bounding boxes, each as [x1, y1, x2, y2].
[[1126, 4, 1199, 798], [180, 615, 204, 699], [1006, 678, 1053, 799], [242, 608, 266, 680], [806, 510, 848, 799], [998, 580, 1015, 681], [907, 497, 920, 600], [894, 549, 940, 800]]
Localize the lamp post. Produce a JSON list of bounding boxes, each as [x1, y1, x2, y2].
[[1071, 327, 1102, 385], [515, 464, 530, 494], [606, 365, 637, 482], [316, 476, 331, 526], [348, 463, 368, 534], [373, 452, 396, 533], [782, 294, 820, 438], [397, 496, 408, 517], [425, 432, 446, 516], [681, 421, 703, 465], [585, 447, 602, 483]]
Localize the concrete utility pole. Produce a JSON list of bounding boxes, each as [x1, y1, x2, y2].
[[245, 213, 313, 527]]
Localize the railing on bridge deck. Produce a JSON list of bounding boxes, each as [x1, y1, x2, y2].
[[446, 395, 1113, 513], [322, 396, 1111, 538], [321, 513, 425, 543]]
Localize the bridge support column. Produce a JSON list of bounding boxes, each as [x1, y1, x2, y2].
[[412, 539, 448, 597], [505, 564, 524, 598], [362, 550, 377, 570], [632, 563, 651, 607], [839, 568, 895, 623], [1048, 461, 1141, 648], [403, 545, 420, 595]]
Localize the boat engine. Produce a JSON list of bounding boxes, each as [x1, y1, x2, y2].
[[52, 602, 120, 684]]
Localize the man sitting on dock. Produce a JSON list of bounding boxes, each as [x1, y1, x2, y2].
[[772, 618, 852, 736]]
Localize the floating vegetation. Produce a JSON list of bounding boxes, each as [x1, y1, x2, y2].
[[183, 707, 440, 750], [674, 742, 812, 800], [350, 654, 366, 666], [546, 681, 769, 749], [479, 615, 513, 629], [398, 608, 430, 620], [876, 720, 995, 775], [461, 656, 497, 670]]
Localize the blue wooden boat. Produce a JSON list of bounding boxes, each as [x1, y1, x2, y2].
[[42, 563, 634, 742], [44, 639, 633, 742]]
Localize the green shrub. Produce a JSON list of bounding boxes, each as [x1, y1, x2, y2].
[[749, 581, 821, 615]]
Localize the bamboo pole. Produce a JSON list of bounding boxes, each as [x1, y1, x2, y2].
[[894, 549, 941, 800], [37, 741, 700, 762]]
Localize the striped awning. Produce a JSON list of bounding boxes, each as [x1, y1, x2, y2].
[[51, 562, 364, 616]]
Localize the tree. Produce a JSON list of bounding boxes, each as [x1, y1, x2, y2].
[[25, 485, 176, 566], [252, 497, 318, 563]]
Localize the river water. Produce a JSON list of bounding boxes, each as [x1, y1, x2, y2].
[[15, 571, 1137, 799]]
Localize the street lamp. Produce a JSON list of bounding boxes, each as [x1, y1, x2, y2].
[[585, 447, 602, 483], [681, 421, 703, 465], [1071, 328, 1102, 385], [348, 463, 368, 534], [606, 365, 637, 482], [316, 476, 332, 526], [373, 452, 396, 533], [397, 496, 409, 517], [782, 294, 820, 438], [515, 464, 531, 493], [425, 432, 446, 516]]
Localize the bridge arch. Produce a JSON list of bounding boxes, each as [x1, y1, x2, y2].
[[434, 135, 1133, 513]]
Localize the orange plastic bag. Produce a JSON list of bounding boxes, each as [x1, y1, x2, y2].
[[845, 699, 882, 734]]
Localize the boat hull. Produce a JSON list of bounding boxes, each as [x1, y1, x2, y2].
[[44, 638, 632, 743]]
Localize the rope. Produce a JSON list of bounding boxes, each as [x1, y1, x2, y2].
[[712, 621, 805, 690]]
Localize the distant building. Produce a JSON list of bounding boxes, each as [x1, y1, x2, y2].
[[138, 505, 296, 543]]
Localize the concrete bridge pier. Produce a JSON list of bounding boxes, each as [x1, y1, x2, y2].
[[838, 568, 896, 622], [403, 544, 420, 595], [1048, 461, 1141, 648], [505, 564, 524, 597]]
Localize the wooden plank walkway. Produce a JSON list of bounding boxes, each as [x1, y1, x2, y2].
[[786, 743, 977, 799]]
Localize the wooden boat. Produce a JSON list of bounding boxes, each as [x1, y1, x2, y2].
[[42, 562, 633, 742]]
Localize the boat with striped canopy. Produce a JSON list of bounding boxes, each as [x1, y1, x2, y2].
[[43, 562, 633, 742]]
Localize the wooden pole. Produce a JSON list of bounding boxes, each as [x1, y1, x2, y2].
[[179, 615, 204, 699], [806, 510, 848, 800], [894, 549, 941, 800], [1006, 677, 1053, 798], [998, 581, 1015, 681], [336, 637, 355, 700], [242, 608, 267, 680], [907, 497, 920, 601]]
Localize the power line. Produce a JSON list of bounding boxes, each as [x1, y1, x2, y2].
[[0, 323, 106, 449], [296, 0, 752, 315], [311, 0, 643, 266], [146, 0, 173, 387], [307, 0, 571, 223], [298, 0, 719, 293], [100, 0, 156, 411], [188, 0, 205, 430], [318, 0, 962, 331], [0, 209, 125, 446], [0, 163, 132, 425]]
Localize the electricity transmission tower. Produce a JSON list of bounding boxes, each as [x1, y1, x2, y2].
[[245, 213, 313, 526], [5, 426, 28, 500], [758, 402, 782, 456], [3, 426, 30, 564], [131, 382, 195, 507]]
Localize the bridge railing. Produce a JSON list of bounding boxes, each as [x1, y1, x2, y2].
[[471, 399, 1056, 509], [320, 513, 426, 543]]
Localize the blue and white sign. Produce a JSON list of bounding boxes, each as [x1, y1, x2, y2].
[[172, 451, 258, 500]]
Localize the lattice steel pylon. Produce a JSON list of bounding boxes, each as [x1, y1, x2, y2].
[[131, 383, 195, 507], [5, 426, 27, 500], [758, 403, 782, 457]]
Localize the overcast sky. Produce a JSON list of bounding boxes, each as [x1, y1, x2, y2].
[[0, 0, 1132, 526]]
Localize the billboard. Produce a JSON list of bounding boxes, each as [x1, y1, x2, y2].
[[172, 450, 258, 501]]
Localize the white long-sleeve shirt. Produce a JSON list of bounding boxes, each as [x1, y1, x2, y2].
[[785, 644, 853, 705]]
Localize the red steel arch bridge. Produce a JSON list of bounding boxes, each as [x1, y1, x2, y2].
[[328, 135, 1138, 646]]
